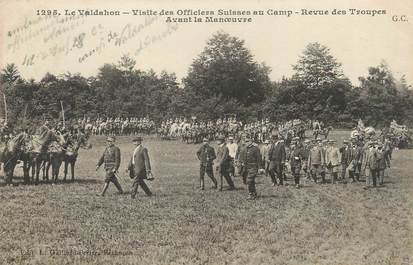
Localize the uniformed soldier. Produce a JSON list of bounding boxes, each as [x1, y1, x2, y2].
[[196, 138, 218, 190], [238, 135, 263, 200], [289, 141, 305, 188], [302, 139, 311, 180], [307, 138, 325, 184], [216, 136, 235, 191], [96, 136, 123, 196]]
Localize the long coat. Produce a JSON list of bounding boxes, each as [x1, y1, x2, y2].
[[216, 144, 230, 168], [268, 141, 286, 169], [128, 145, 151, 178]]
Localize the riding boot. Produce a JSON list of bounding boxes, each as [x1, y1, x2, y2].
[[199, 177, 205, 190], [100, 183, 110, 196]]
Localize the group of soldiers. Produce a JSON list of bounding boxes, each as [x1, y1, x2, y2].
[[68, 116, 156, 136], [193, 131, 393, 199], [158, 117, 308, 144], [96, 128, 394, 201]]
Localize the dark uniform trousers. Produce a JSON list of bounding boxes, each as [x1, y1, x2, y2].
[[242, 167, 258, 195], [97, 145, 123, 193], [200, 163, 217, 189], [238, 145, 262, 197], [104, 169, 123, 192], [197, 145, 217, 189]]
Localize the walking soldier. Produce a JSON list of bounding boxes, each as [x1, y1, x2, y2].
[[307, 138, 325, 184], [96, 136, 123, 196], [238, 135, 263, 200], [289, 141, 305, 188], [196, 138, 218, 190]]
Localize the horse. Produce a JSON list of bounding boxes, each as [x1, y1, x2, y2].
[[30, 130, 63, 184], [63, 132, 92, 182], [47, 133, 66, 184], [0, 132, 30, 185]]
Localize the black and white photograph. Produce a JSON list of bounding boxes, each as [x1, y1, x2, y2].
[[0, 0, 412, 264]]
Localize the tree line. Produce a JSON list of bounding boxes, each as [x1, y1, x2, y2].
[[1, 31, 412, 130]]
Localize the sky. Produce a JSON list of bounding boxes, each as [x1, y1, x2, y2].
[[0, 0, 412, 86]]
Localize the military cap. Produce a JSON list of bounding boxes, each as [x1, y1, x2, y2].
[[202, 137, 209, 142], [343, 139, 349, 143], [316, 137, 322, 142], [106, 136, 115, 142], [132, 136, 143, 142], [264, 139, 270, 144]]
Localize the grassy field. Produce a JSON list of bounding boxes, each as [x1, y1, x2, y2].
[[0, 130, 412, 265]]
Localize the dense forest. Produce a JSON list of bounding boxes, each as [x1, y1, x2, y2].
[[1, 32, 412, 129]]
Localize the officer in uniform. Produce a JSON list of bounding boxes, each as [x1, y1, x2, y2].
[[238, 135, 263, 200], [289, 141, 305, 188], [96, 136, 123, 196], [307, 138, 325, 184], [196, 138, 217, 190]]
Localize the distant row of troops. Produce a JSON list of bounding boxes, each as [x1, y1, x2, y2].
[[96, 133, 392, 200]]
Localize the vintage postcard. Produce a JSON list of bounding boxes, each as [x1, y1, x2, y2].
[[0, 0, 412, 264]]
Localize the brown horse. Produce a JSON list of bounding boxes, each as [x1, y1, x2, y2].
[[63, 132, 91, 182]]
